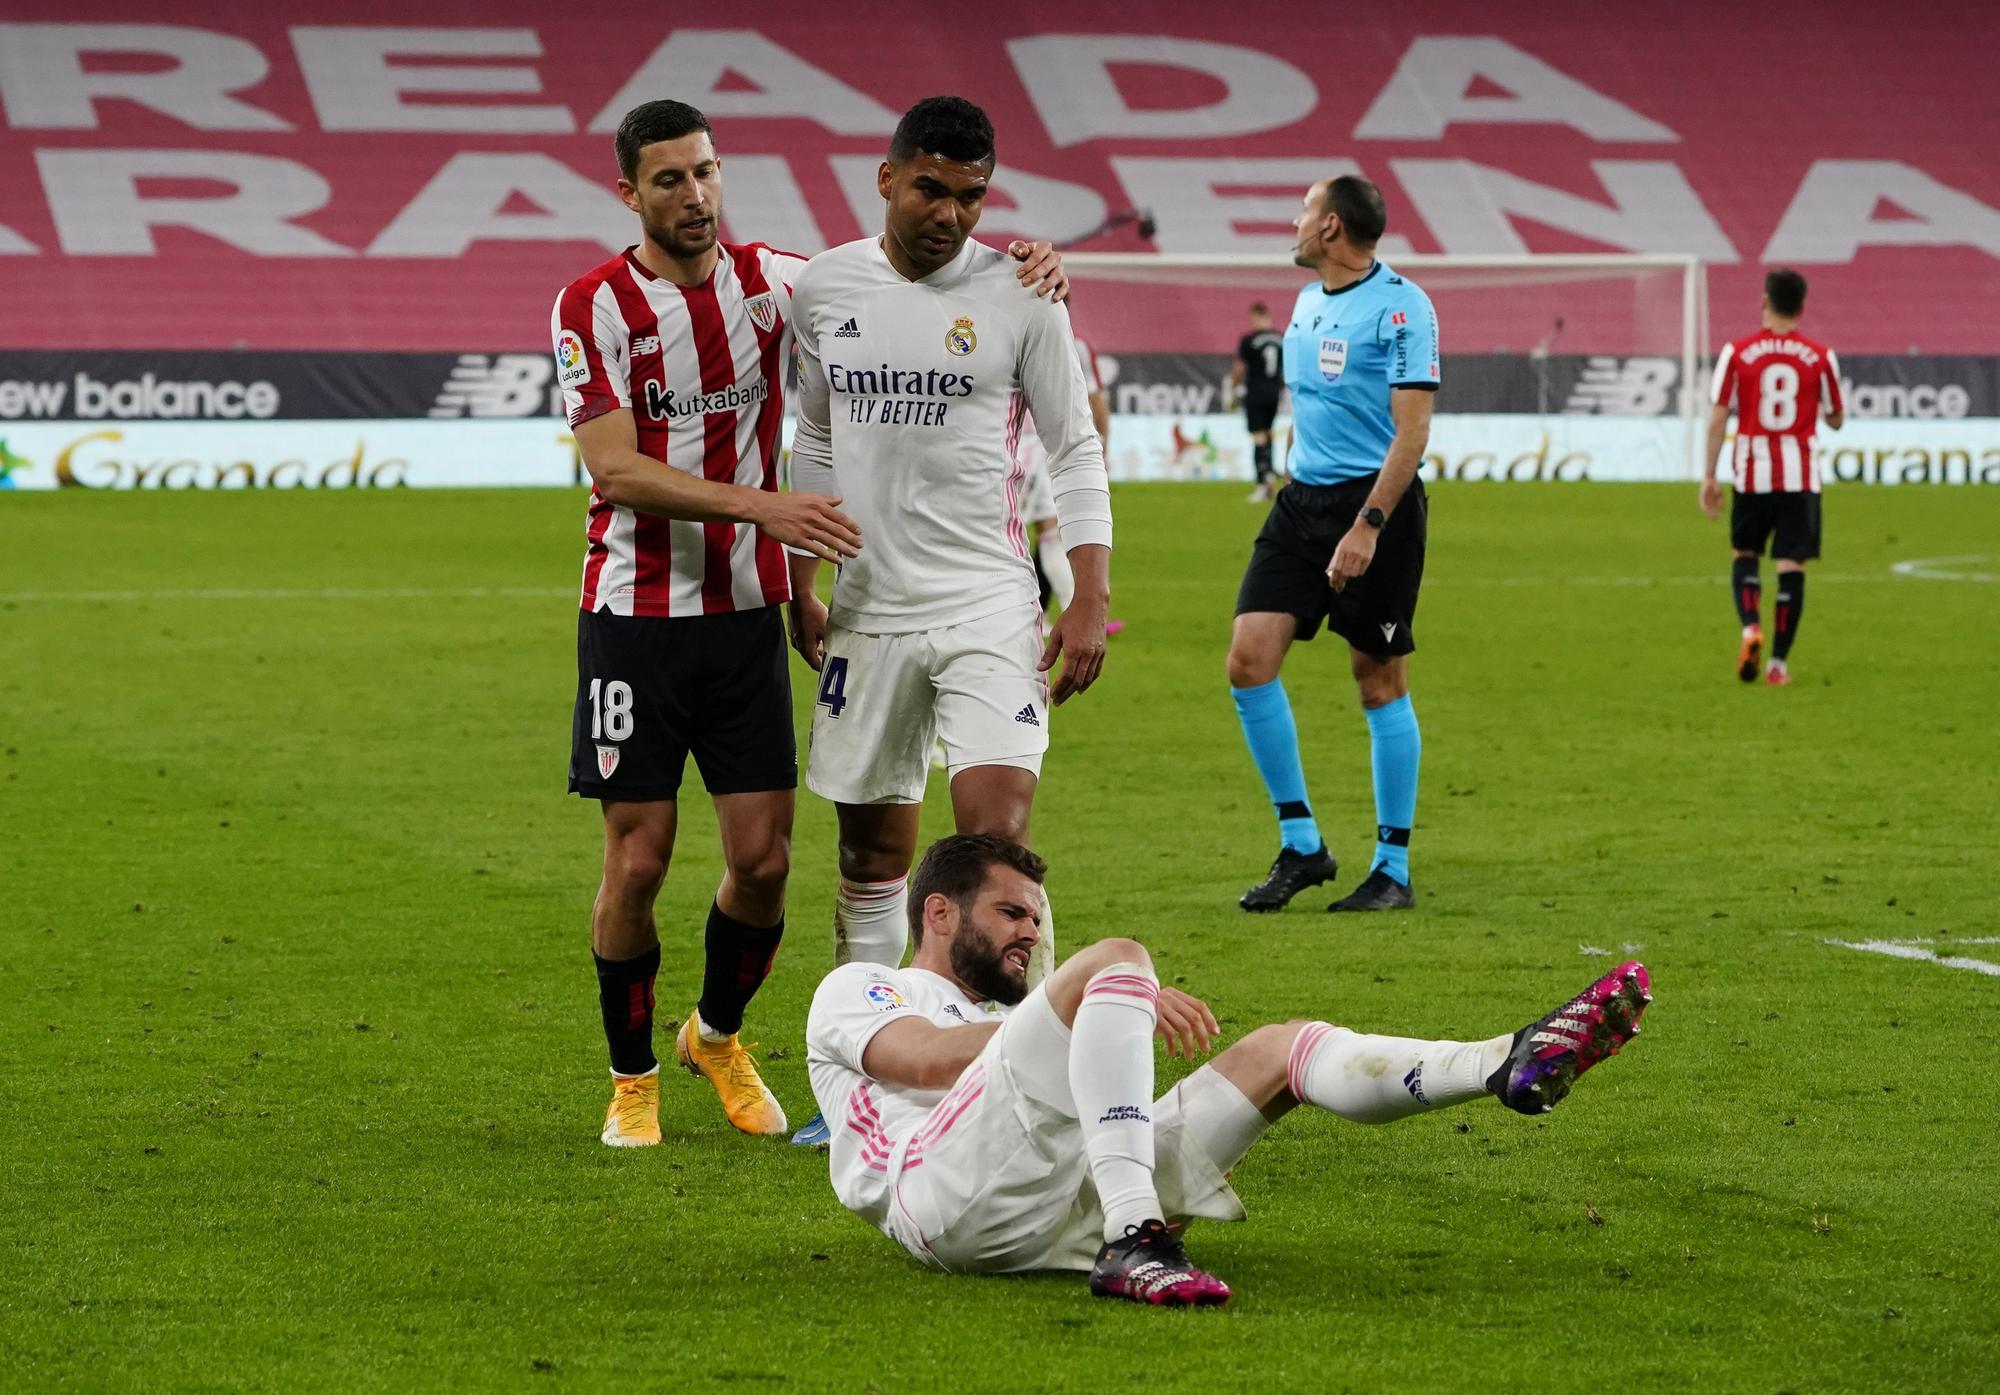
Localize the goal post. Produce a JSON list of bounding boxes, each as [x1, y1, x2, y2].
[[1059, 252, 1710, 482]]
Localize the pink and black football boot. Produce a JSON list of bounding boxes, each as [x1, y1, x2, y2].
[[1088, 1220, 1230, 1308], [1487, 962, 1652, 1115]]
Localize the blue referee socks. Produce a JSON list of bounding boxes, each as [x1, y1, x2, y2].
[[1365, 696, 1421, 885], [1231, 679, 1322, 854]]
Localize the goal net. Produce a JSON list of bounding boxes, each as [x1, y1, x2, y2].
[[1058, 254, 1708, 484]]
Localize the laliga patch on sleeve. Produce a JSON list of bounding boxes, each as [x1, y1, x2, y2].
[[864, 981, 907, 1012], [1318, 337, 1348, 383], [555, 329, 591, 388]]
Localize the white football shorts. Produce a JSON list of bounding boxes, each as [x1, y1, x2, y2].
[[806, 604, 1050, 805], [878, 987, 1246, 1275]]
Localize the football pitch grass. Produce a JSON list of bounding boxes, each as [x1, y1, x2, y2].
[[2, 482, 1995, 1393]]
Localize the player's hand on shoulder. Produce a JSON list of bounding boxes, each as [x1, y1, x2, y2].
[[759, 492, 862, 563], [1006, 240, 1068, 303], [787, 588, 829, 672], [1040, 596, 1109, 705], [1154, 987, 1220, 1060]]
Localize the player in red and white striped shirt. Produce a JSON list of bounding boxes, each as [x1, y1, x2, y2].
[[1700, 269, 1845, 686], [557, 100, 1069, 1150]]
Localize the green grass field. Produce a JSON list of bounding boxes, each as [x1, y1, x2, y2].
[[3, 482, 1996, 1394]]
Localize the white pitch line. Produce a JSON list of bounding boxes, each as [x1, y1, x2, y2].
[[1889, 554, 1997, 583], [1826, 938, 2000, 977]]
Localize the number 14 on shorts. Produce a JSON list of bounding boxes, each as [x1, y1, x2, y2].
[[816, 658, 850, 718]]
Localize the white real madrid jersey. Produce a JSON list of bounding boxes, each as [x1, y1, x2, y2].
[[805, 964, 1009, 1230], [790, 236, 1113, 634]]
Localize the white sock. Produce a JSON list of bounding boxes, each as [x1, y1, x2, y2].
[[1286, 1022, 1512, 1124], [1026, 886, 1056, 988], [1175, 1066, 1269, 1174], [1070, 963, 1163, 1240], [834, 876, 908, 967], [1038, 530, 1075, 610]]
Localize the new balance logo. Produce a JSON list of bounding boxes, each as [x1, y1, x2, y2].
[[1402, 1066, 1430, 1105], [1379, 622, 1397, 642], [631, 335, 660, 356], [833, 317, 861, 338], [1564, 355, 1678, 416], [428, 354, 553, 418], [1013, 705, 1040, 726]]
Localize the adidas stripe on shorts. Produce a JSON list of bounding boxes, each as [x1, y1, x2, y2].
[[805, 603, 1049, 805]]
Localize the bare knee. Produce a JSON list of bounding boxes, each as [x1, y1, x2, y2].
[[1073, 936, 1152, 976], [1227, 640, 1280, 689], [837, 835, 909, 884], [727, 834, 790, 901], [603, 833, 669, 903]]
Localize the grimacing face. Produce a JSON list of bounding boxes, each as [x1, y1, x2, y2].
[[622, 131, 723, 260], [941, 867, 1042, 1006], [878, 151, 991, 276]]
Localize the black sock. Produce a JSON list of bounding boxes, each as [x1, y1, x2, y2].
[[1253, 440, 1273, 482], [593, 944, 660, 1076], [696, 902, 785, 1037], [1773, 570, 1806, 659], [1731, 556, 1762, 627]]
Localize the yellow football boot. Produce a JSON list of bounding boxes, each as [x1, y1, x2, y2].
[[601, 1069, 661, 1148], [675, 1012, 788, 1136]]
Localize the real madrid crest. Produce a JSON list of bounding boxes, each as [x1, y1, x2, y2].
[[945, 316, 977, 356]]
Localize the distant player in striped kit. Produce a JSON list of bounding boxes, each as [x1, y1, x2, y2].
[[553, 100, 1066, 1148], [805, 835, 1652, 1306], [1701, 269, 1845, 686]]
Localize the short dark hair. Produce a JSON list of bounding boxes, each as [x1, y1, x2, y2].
[[888, 95, 995, 167], [1249, 302, 1269, 316], [1325, 174, 1388, 246], [907, 834, 1046, 946], [1765, 268, 1808, 318], [615, 100, 712, 181]]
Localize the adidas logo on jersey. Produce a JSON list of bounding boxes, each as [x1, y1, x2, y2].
[[833, 317, 861, 338], [1013, 705, 1040, 727]]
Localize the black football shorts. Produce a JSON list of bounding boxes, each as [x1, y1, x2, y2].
[[1236, 474, 1426, 657], [1730, 490, 1821, 561], [569, 604, 797, 802]]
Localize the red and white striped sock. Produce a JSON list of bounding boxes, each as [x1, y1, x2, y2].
[[1070, 962, 1163, 1240], [1286, 1021, 1512, 1125], [834, 876, 908, 968]]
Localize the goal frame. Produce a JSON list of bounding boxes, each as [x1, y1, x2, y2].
[[1060, 253, 1711, 479]]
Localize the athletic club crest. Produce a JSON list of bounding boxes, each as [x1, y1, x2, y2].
[[744, 292, 777, 333], [596, 744, 620, 779], [945, 316, 977, 356]]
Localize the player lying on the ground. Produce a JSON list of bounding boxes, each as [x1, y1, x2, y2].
[[805, 834, 1653, 1307]]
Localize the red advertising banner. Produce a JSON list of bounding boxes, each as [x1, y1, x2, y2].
[[0, 1, 1993, 353]]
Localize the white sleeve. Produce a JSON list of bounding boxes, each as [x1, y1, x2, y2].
[[1018, 300, 1112, 552], [806, 965, 924, 1075]]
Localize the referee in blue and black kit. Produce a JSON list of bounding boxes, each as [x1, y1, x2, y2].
[[1226, 174, 1439, 914]]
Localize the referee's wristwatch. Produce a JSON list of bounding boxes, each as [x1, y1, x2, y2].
[[1356, 505, 1387, 529]]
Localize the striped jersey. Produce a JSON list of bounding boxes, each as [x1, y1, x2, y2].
[[551, 242, 806, 616], [1711, 330, 1845, 494]]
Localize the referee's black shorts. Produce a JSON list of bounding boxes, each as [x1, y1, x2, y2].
[[1236, 474, 1426, 658], [1730, 489, 1821, 561], [568, 604, 797, 803]]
